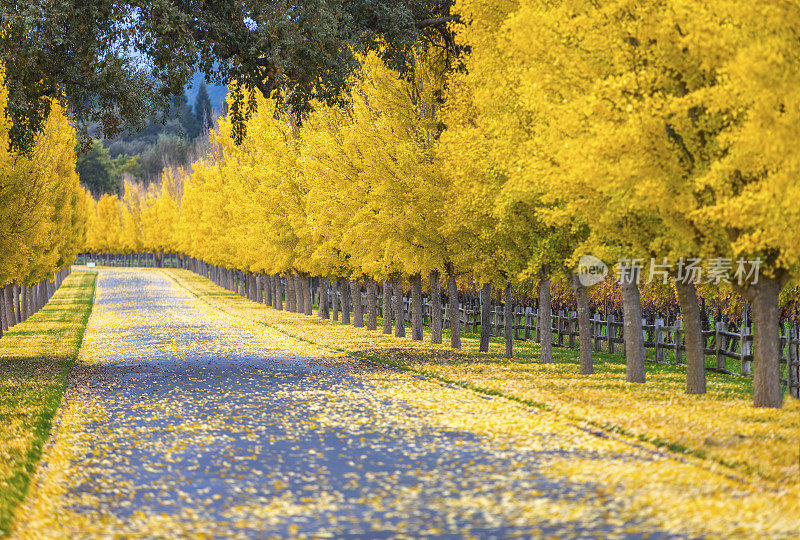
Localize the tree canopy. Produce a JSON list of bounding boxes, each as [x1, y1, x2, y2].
[[0, 0, 461, 151]]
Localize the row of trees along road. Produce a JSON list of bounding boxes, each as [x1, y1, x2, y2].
[[0, 68, 89, 337], [82, 0, 800, 409]]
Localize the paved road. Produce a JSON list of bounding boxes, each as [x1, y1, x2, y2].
[[20, 269, 676, 538]]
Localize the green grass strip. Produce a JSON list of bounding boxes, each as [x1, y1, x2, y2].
[[0, 271, 97, 537]]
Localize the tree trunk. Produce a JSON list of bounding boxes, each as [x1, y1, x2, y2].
[[504, 283, 513, 358], [20, 286, 28, 321], [301, 274, 312, 315], [539, 266, 553, 363], [351, 279, 363, 327], [479, 282, 492, 353], [748, 276, 784, 408], [39, 281, 45, 310], [1, 285, 9, 332], [447, 272, 461, 349], [294, 274, 304, 313], [265, 274, 272, 306], [381, 280, 392, 334], [286, 273, 296, 312], [430, 271, 442, 344], [319, 277, 330, 318], [675, 280, 706, 394], [332, 278, 339, 320], [393, 274, 406, 338], [5, 285, 16, 327], [620, 264, 646, 383], [275, 275, 284, 310], [13, 284, 21, 323], [366, 278, 377, 330], [570, 272, 594, 375], [340, 278, 351, 324], [7, 284, 16, 327], [410, 274, 423, 340]]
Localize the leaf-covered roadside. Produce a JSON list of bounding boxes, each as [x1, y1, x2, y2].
[[0, 271, 96, 536], [165, 269, 799, 486]]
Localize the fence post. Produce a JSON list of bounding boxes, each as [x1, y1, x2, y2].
[[779, 324, 788, 391], [675, 319, 683, 365], [741, 324, 752, 376], [789, 324, 799, 399], [655, 318, 665, 363], [524, 307, 533, 340]]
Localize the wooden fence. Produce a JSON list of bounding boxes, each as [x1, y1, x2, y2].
[[359, 287, 799, 398]]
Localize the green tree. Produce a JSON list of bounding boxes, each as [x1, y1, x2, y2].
[[194, 81, 214, 132], [172, 92, 201, 140], [112, 154, 141, 181], [76, 140, 118, 197]]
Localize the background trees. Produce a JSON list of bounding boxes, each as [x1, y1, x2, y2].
[[0, 0, 463, 151]]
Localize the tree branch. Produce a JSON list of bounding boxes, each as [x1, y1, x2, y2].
[[415, 15, 461, 28]]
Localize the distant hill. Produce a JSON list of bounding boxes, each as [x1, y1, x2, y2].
[[186, 71, 228, 113]]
